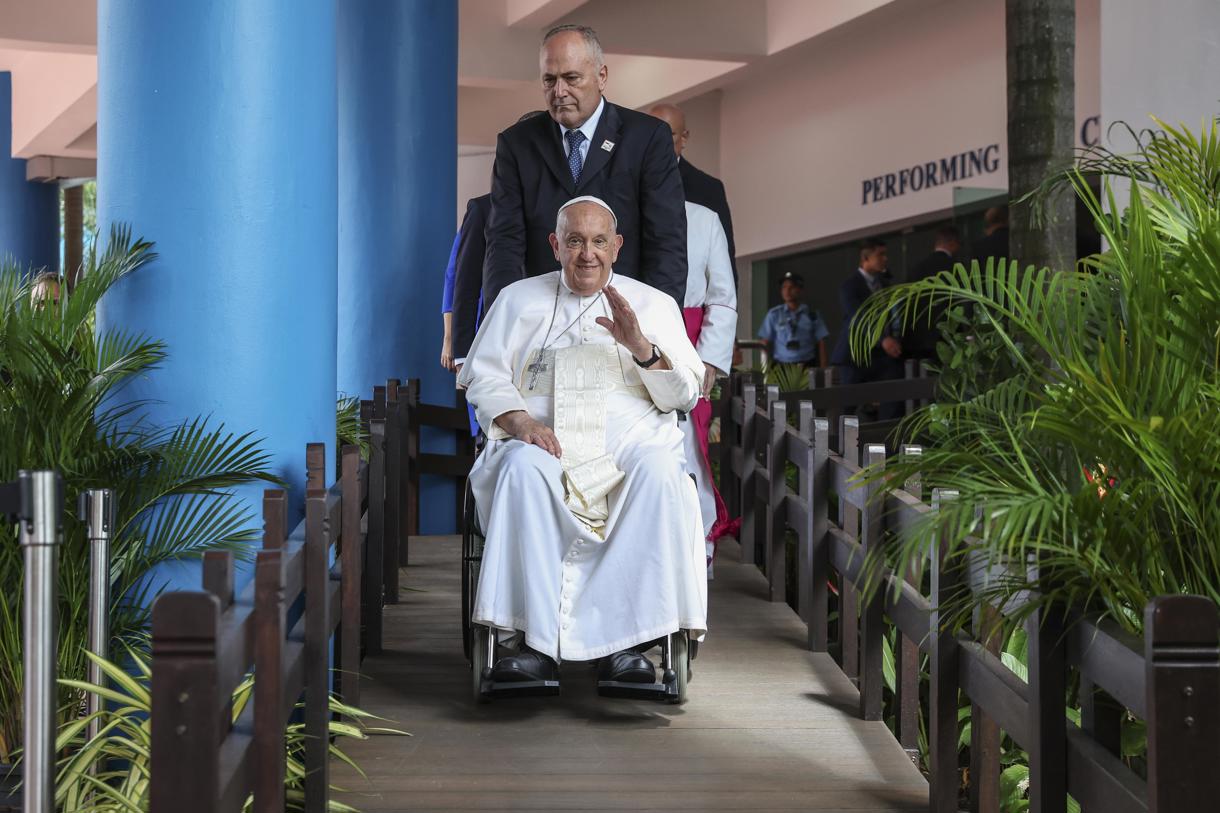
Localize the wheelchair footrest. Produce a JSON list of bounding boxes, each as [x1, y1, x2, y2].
[[479, 677, 561, 698], [596, 678, 678, 701]]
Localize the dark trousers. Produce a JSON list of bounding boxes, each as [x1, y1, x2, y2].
[[835, 355, 906, 420]]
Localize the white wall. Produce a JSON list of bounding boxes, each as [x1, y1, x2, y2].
[[678, 89, 722, 175], [719, 0, 1099, 259], [456, 148, 496, 226], [1099, 0, 1220, 144]]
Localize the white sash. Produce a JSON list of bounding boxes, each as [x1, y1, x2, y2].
[[549, 345, 626, 535]]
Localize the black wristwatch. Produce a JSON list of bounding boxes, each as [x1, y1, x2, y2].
[[633, 343, 662, 368]]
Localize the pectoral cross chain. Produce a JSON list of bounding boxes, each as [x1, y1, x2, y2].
[[527, 356, 549, 390]]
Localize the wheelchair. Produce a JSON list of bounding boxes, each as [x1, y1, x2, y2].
[[461, 477, 696, 704]]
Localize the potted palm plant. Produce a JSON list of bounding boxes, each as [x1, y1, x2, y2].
[[849, 116, 1220, 632], [0, 227, 282, 792]]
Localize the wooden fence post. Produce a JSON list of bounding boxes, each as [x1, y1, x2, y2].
[[1027, 602, 1067, 813], [739, 380, 758, 565], [383, 381, 402, 603], [359, 399, 372, 438], [928, 489, 961, 813], [838, 415, 860, 685], [858, 443, 886, 721], [807, 415, 830, 652], [303, 490, 330, 813], [757, 386, 780, 569], [718, 373, 736, 519], [793, 402, 811, 620], [404, 379, 421, 543], [253, 549, 286, 813], [306, 442, 326, 492], [366, 417, 386, 654], [897, 445, 923, 764], [150, 592, 222, 813], [766, 398, 787, 603], [338, 444, 362, 708], [263, 489, 287, 550], [1145, 595, 1220, 813], [971, 600, 1004, 813], [201, 551, 235, 726], [903, 358, 918, 416]]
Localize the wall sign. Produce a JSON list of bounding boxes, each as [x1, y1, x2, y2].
[[861, 143, 1001, 205], [860, 117, 1101, 206]]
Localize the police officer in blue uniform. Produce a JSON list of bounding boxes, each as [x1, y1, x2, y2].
[[757, 271, 829, 367]]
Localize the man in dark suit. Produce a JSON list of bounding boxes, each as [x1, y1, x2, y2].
[[450, 193, 491, 366], [480, 24, 687, 315], [830, 239, 905, 419], [972, 205, 1009, 268], [647, 103, 736, 281], [904, 224, 961, 360]]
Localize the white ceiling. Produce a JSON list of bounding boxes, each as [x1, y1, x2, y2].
[[0, 0, 910, 162]]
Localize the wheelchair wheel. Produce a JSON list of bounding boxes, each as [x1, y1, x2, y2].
[[461, 479, 481, 663], [669, 632, 690, 705], [470, 624, 491, 703]]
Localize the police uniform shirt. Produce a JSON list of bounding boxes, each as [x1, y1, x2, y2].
[[758, 303, 829, 363]]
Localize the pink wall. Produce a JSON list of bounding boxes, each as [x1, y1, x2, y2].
[[719, 0, 1099, 259]]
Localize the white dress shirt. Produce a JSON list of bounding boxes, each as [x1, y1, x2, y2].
[[559, 96, 606, 166]]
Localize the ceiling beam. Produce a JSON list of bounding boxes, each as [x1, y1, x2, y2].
[[0, 0, 96, 54], [26, 155, 96, 182], [552, 0, 768, 61], [505, 0, 592, 29]]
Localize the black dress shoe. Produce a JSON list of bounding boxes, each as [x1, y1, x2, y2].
[[490, 648, 558, 683], [598, 650, 656, 683]]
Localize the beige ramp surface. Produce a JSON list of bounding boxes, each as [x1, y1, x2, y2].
[[332, 535, 928, 812]]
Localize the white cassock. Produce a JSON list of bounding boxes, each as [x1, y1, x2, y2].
[[681, 202, 738, 552], [456, 270, 709, 662]]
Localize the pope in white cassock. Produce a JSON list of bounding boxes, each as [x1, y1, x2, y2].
[[456, 196, 708, 685]]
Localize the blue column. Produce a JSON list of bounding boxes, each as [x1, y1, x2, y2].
[[97, 0, 338, 586], [0, 72, 58, 273], [338, 0, 458, 533]]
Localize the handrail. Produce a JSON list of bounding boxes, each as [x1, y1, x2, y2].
[[717, 374, 1220, 812], [150, 437, 380, 813]]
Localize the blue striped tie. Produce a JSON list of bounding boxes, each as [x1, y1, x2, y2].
[[565, 130, 586, 184]]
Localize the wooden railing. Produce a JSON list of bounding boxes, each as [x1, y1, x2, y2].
[[147, 375, 477, 812], [719, 384, 1220, 812], [716, 369, 936, 567], [150, 443, 370, 813], [360, 378, 475, 588]]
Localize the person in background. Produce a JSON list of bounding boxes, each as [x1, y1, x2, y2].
[[449, 193, 492, 370], [830, 239, 904, 419], [647, 102, 736, 282], [972, 205, 1009, 267], [680, 200, 738, 575], [440, 229, 462, 371], [481, 24, 687, 316], [905, 224, 961, 360], [757, 272, 829, 368], [29, 271, 61, 309], [451, 112, 547, 371]]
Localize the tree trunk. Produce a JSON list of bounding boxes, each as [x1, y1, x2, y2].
[[63, 184, 84, 290], [1006, 0, 1076, 272]]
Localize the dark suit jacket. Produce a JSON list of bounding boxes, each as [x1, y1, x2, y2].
[[830, 270, 896, 367], [451, 194, 490, 361], [678, 157, 736, 281], [482, 100, 687, 311], [905, 249, 955, 358], [972, 227, 1009, 268]]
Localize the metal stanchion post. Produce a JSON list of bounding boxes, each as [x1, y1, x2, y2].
[[79, 489, 115, 743], [18, 470, 62, 813]]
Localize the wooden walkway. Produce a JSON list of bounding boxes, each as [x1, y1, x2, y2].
[[332, 535, 928, 812]]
